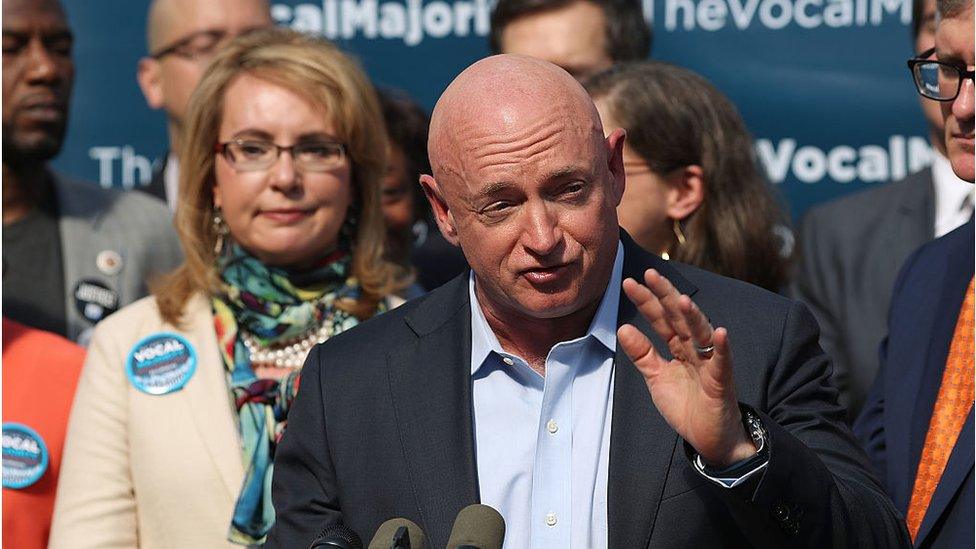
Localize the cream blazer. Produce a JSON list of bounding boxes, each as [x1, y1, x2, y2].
[[50, 293, 247, 549]]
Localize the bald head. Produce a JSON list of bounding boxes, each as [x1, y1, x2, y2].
[[146, 0, 270, 51], [139, 0, 270, 148], [420, 54, 626, 333], [428, 55, 604, 184]]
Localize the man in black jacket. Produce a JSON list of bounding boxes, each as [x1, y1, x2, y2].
[[269, 55, 908, 548]]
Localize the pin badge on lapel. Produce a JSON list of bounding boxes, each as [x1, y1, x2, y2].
[[73, 279, 120, 324], [96, 250, 123, 276]]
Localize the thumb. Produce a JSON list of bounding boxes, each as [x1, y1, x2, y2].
[[618, 323, 665, 380]]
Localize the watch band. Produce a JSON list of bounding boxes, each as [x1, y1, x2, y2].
[[699, 407, 770, 479]]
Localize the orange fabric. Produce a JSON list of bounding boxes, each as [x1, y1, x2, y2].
[[2, 318, 85, 549], [906, 277, 975, 540]]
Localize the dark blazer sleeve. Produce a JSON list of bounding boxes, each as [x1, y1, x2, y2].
[[266, 345, 342, 548], [717, 301, 910, 547]]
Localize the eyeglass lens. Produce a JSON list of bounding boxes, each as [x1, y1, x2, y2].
[[224, 141, 345, 172], [914, 61, 962, 100]]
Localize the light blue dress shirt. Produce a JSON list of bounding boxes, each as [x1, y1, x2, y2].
[[470, 242, 623, 549]]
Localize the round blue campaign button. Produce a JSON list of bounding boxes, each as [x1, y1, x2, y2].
[[126, 333, 197, 395], [2, 423, 49, 489]]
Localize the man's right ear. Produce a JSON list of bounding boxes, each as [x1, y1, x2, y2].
[[136, 58, 165, 110], [606, 128, 627, 205], [419, 174, 460, 246]]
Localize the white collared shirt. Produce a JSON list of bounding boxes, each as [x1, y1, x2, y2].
[[469, 242, 622, 549], [932, 152, 974, 238]]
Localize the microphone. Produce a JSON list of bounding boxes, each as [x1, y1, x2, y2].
[[446, 504, 505, 549], [310, 522, 363, 549], [367, 517, 428, 549]]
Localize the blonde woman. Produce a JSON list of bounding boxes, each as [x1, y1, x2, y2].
[[50, 28, 405, 548]]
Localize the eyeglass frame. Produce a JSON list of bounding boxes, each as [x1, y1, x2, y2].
[[907, 47, 976, 102], [214, 139, 348, 172], [149, 27, 263, 61]]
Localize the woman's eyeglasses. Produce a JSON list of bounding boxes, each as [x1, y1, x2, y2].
[[215, 140, 347, 172]]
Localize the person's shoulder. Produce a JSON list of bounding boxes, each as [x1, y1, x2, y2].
[[801, 171, 931, 236], [320, 276, 467, 354], [903, 218, 974, 272], [2, 317, 85, 365], [88, 295, 174, 348], [670, 260, 790, 311], [53, 174, 172, 226], [96, 294, 164, 327]]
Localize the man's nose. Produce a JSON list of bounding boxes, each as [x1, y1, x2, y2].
[[952, 76, 975, 121], [520, 201, 562, 256], [25, 39, 62, 84]]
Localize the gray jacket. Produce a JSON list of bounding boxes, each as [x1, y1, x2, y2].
[[791, 168, 934, 420], [55, 174, 183, 343]]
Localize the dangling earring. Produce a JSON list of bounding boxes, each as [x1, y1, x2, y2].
[[661, 219, 686, 261], [213, 207, 230, 255], [672, 219, 687, 247]]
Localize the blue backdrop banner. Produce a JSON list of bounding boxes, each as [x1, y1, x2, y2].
[[54, 0, 930, 220]]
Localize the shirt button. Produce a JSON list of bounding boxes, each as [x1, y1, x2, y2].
[[546, 419, 558, 434], [545, 512, 557, 527], [502, 356, 514, 366]]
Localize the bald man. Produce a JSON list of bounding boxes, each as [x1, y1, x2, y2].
[[268, 56, 907, 548], [136, 0, 271, 208]]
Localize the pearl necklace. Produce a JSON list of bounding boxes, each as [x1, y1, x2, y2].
[[240, 321, 332, 369]]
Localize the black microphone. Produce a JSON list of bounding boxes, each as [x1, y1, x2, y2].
[[446, 504, 505, 549], [310, 522, 363, 549], [367, 517, 427, 549]]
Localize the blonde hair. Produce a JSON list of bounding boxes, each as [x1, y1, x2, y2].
[[154, 27, 405, 324]]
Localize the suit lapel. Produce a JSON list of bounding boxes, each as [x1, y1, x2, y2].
[[916, 411, 975, 546], [389, 277, 479, 546], [608, 237, 698, 549], [905, 222, 975, 542], [177, 294, 245, 499]]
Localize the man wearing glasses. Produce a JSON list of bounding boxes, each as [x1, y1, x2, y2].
[[137, 0, 272, 210], [855, 0, 974, 546], [792, 0, 974, 423]]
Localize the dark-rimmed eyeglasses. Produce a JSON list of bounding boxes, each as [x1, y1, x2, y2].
[[908, 47, 976, 102], [150, 27, 264, 62], [215, 140, 347, 172]]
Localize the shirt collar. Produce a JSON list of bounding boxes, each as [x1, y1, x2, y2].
[[469, 240, 623, 375], [932, 152, 974, 228]]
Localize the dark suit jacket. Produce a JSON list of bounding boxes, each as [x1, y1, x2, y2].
[[854, 219, 974, 549], [269, 236, 908, 548], [141, 153, 169, 205], [792, 169, 935, 420]]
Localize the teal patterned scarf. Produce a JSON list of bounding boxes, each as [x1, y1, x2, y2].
[[212, 243, 372, 545]]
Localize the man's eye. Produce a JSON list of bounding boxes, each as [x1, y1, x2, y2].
[[560, 181, 587, 197], [2, 38, 25, 55], [482, 202, 512, 214], [47, 38, 72, 56]]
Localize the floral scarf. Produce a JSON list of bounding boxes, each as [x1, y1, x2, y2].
[[212, 243, 371, 545]]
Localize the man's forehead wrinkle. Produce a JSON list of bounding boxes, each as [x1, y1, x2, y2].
[[428, 54, 604, 199]]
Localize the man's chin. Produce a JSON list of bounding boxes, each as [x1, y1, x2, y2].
[[508, 290, 593, 320], [2, 134, 65, 165], [947, 147, 975, 183]]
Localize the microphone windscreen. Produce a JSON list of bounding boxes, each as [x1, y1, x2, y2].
[[310, 522, 363, 549], [446, 504, 505, 549], [367, 517, 427, 549]]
